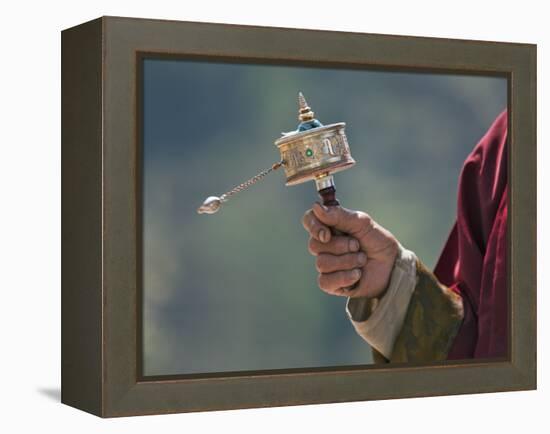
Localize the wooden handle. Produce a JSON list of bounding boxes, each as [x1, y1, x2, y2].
[[318, 185, 339, 207], [318, 185, 343, 235], [317, 185, 358, 291]]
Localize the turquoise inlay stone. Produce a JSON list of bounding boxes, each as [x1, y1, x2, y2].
[[297, 119, 323, 132], [305, 148, 314, 157]]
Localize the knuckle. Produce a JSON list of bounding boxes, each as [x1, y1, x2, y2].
[[315, 257, 323, 273], [337, 237, 350, 253], [357, 211, 373, 227], [315, 254, 329, 272], [308, 238, 318, 255], [355, 212, 375, 237], [344, 253, 357, 268], [301, 210, 312, 228], [317, 274, 327, 290], [310, 217, 320, 232]]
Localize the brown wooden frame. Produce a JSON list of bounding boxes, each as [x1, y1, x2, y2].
[[61, 16, 537, 417]]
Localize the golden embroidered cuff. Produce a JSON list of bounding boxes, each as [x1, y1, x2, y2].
[[389, 260, 464, 363], [345, 246, 464, 363]]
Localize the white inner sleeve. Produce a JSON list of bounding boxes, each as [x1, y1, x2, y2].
[[345, 244, 418, 360]]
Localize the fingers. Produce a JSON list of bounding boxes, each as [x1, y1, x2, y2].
[[318, 269, 362, 296], [316, 252, 366, 274], [301, 209, 331, 243], [308, 235, 360, 256], [347, 258, 395, 299], [311, 203, 374, 239]]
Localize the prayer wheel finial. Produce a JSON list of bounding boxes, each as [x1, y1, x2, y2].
[[298, 92, 315, 122]]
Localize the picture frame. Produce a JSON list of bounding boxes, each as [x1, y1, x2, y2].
[[61, 15, 536, 417]]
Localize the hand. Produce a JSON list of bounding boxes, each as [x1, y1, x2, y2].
[[302, 203, 399, 299]]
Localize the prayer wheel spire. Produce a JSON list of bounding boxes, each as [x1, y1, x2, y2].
[[296, 92, 323, 131], [298, 92, 315, 122]]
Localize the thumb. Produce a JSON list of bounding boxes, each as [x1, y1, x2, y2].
[[312, 203, 372, 237]]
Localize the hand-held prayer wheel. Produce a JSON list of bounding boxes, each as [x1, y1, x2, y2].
[[197, 92, 356, 214], [275, 92, 355, 207]]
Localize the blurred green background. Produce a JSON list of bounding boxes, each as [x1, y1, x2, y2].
[[142, 58, 506, 376]]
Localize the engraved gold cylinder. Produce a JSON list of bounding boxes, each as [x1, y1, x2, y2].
[[275, 122, 356, 186]]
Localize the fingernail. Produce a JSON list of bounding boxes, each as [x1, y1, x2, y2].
[[357, 252, 367, 265], [352, 269, 362, 280], [349, 239, 360, 252], [319, 229, 328, 242]]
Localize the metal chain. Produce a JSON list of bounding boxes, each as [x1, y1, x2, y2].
[[220, 161, 284, 202]]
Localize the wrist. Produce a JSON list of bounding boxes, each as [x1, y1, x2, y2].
[[377, 240, 399, 298], [346, 244, 418, 359]]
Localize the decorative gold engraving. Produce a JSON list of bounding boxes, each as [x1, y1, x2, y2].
[[275, 123, 355, 186]]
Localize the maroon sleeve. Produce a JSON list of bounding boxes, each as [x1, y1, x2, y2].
[[433, 110, 508, 360]]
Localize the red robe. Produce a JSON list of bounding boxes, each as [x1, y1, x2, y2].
[[434, 110, 508, 359]]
